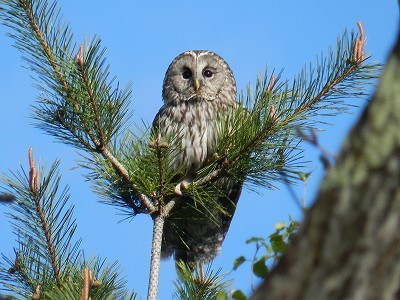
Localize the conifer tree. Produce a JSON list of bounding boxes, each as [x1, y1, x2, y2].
[[0, 0, 381, 299]]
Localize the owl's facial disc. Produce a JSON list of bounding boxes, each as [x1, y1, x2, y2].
[[162, 50, 236, 105]]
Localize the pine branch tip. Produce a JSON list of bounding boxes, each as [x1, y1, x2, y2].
[[75, 44, 84, 67], [266, 73, 276, 93], [31, 285, 41, 300], [353, 21, 366, 65], [269, 105, 277, 123], [149, 132, 169, 149], [80, 268, 100, 300], [28, 147, 39, 193]]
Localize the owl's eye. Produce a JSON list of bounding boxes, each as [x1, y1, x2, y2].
[[203, 69, 213, 78], [182, 69, 192, 79]]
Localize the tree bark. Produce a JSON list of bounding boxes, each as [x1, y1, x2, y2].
[[147, 214, 164, 300], [252, 31, 400, 299]]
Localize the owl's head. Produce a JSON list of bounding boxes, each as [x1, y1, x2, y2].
[[162, 50, 237, 105]]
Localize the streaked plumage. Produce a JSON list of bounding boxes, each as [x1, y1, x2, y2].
[[153, 50, 241, 264]]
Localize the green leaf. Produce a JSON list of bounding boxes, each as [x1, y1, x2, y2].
[[246, 237, 264, 244], [270, 234, 286, 253], [216, 291, 229, 300], [288, 232, 297, 242], [233, 256, 246, 270], [297, 171, 312, 182], [253, 258, 268, 278], [288, 220, 300, 232], [232, 289, 247, 300]]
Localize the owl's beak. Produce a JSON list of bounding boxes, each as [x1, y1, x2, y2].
[[193, 78, 200, 93]]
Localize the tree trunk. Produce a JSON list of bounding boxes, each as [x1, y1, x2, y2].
[[252, 31, 400, 299]]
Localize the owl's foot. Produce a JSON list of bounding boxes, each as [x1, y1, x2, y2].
[[174, 180, 190, 196]]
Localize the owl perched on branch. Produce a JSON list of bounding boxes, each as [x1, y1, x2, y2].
[[153, 50, 242, 265]]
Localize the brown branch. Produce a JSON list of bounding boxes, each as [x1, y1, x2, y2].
[[18, 4, 153, 214], [31, 285, 41, 300], [19, 0, 69, 95], [162, 197, 177, 216], [19, 1, 103, 152], [28, 148, 62, 286], [101, 148, 156, 212], [147, 214, 164, 300], [80, 268, 96, 300], [188, 22, 369, 193], [76, 44, 106, 149], [225, 22, 369, 175], [164, 162, 228, 216], [20, 2, 102, 152], [193, 168, 224, 188], [74, 46, 155, 213], [80, 268, 90, 300], [75, 45, 151, 213]]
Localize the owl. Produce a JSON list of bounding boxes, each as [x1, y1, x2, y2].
[[152, 50, 242, 265]]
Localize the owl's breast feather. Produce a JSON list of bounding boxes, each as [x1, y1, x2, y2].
[[156, 100, 225, 175]]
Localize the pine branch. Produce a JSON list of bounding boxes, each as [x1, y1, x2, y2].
[[75, 45, 105, 149], [2, 0, 380, 214], [252, 26, 400, 300], [191, 22, 382, 192], [173, 262, 231, 300], [0, 149, 136, 299], [0, 0, 154, 214], [17, 0, 70, 93], [27, 148, 63, 286], [0, 149, 79, 298], [43, 259, 137, 300], [178, 36, 370, 194]]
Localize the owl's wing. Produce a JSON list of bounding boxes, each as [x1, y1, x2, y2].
[[151, 105, 166, 134], [219, 178, 243, 243], [161, 177, 242, 265]]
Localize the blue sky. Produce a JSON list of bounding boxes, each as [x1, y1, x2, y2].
[[0, 1, 398, 298]]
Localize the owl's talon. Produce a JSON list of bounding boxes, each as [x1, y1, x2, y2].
[[174, 181, 189, 196], [212, 153, 220, 160], [174, 184, 183, 196], [181, 181, 189, 190]]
